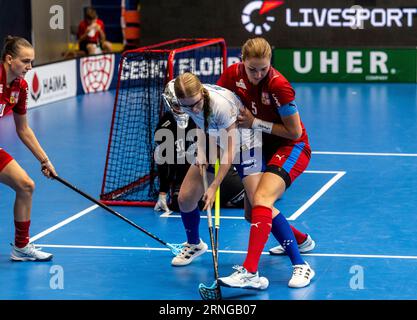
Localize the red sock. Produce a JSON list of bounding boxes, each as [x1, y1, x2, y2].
[[243, 206, 272, 273], [14, 220, 31, 248], [290, 225, 307, 244]]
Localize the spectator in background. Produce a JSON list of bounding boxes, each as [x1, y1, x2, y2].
[[77, 7, 112, 55]]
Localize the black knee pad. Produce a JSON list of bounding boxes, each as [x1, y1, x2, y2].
[[169, 191, 180, 212], [220, 167, 245, 208], [265, 165, 292, 189]]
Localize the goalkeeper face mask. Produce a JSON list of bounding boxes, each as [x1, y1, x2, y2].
[[162, 81, 190, 129]]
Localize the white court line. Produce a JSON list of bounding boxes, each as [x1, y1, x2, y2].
[[34, 244, 417, 260], [288, 171, 346, 220], [301, 253, 417, 260], [34, 244, 171, 252], [30, 205, 99, 243], [305, 170, 344, 174], [161, 170, 346, 221], [162, 214, 245, 220], [313, 151, 417, 157], [30, 172, 344, 242], [160, 210, 174, 217]]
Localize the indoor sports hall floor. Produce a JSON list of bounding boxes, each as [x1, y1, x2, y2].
[[0, 83, 416, 300]]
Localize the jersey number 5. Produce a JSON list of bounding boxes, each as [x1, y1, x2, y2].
[[251, 102, 258, 115]]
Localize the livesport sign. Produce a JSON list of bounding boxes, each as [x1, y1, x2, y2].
[[244, 0, 417, 46], [282, 7, 417, 29], [140, 0, 417, 47]]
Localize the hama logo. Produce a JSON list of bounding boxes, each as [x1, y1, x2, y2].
[[80, 54, 115, 93], [30, 72, 41, 101], [242, 1, 284, 35]]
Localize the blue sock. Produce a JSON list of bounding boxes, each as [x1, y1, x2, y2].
[[271, 213, 304, 265], [181, 207, 201, 245]]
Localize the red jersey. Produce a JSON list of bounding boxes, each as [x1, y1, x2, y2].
[[77, 19, 105, 43], [217, 63, 308, 147], [0, 63, 28, 118]]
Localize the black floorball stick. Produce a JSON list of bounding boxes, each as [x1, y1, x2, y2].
[[53, 175, 183, 255]]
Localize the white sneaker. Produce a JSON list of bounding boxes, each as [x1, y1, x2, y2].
[[288, 262, 315, 288], [269, 234, 316, 255], [154, 195, 172, 214], [11, 243, 53, 262], [218, 266, 269, 290], [171, 239, 208, 266]]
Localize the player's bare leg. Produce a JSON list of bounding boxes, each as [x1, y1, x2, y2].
[[253, 172, 314, 288], [242, 172, 314, 255], [0, 160, 52, 261]]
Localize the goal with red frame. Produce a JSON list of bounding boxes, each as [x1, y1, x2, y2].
[[100, 38, 227, 206]]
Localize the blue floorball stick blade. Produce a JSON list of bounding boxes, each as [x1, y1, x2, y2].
[[167, 243, 184, 256], [198, 281, 222, 300]]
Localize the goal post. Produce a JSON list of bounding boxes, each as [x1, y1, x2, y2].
[[100, 38, 227, 206]]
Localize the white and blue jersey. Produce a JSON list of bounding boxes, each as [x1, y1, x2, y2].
[[168, 82, 265, 178]]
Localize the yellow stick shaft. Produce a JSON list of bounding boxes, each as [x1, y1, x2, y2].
[[214, 160, 220, 227]]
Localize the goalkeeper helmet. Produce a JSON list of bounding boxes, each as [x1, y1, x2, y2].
[[162, 80, 189, 129]]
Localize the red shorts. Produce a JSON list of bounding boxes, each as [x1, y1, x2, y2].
[[267, 142, 311, 184], [0, 149, 14, 172]]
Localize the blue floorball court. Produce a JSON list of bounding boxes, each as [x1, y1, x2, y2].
[[0, 83, 416, 300]]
